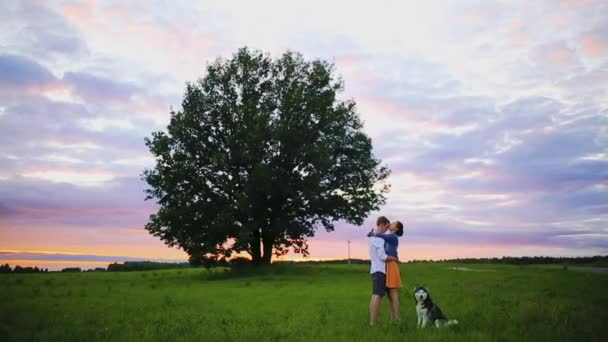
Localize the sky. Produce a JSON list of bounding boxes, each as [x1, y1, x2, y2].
[[1, 0, 607, 269]]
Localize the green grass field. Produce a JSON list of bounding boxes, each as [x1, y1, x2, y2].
[[1, 263, 607, 341]]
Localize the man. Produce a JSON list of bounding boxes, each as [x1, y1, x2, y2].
[[368, 216, 399, 326]]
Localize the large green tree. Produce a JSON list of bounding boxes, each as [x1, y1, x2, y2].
[[143, 47, 390, 265]]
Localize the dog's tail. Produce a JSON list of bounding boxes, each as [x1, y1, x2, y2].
[[447, 319, 459, 326]]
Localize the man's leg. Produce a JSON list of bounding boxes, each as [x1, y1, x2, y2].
[[387, 288, 400, 321], [369, 272, 386, 326], [369, 294, 382, 325]]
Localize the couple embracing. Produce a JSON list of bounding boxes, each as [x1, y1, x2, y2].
[[368, 216, 404, 326]]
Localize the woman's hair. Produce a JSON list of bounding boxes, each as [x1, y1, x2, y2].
[[376, 216, 390, 226], [393, 221, 404, 237]]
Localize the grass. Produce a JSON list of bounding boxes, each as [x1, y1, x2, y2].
[[1, 262, 607, 341]]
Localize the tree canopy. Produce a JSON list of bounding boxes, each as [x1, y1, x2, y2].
[[143, 47, 390, 265]]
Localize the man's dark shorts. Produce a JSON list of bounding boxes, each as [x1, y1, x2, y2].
[[371, 272, 387, 296]]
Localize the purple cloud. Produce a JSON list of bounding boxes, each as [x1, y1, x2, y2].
[[0, 177, 156, 229], [0, 54, 57, 88], [0, 1, 87, 60], [63, 71, 142, 104]]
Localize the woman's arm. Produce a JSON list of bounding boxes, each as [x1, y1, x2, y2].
[[376, 233, 397, 245], [368, 231, 393, 240]]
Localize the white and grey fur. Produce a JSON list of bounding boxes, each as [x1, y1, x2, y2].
[[414, 286, 459, 328]]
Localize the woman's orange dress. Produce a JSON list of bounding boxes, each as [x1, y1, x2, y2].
[[385, 260, 402, 288]]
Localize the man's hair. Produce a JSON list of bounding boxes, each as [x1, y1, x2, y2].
[[376, 216, 390, 226], [393, 221, 404, 237]]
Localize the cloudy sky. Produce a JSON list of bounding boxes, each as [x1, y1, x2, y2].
[[1, 0, 607, 268]]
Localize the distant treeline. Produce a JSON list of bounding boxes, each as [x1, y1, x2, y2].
[[0, 264, 107, 273], [61, 267, 107, 272], [0, 264, 48, 273], [434, 255, 608, 265], [100, 256, 608, 270], [107, 261, 191, 272], [2, 256, 607, 274], [278, 256, 608, 265], [278, 259, 371, 265]]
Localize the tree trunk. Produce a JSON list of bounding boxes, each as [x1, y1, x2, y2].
[[251, 230, 262, 264], [261, 232, 274, 265]]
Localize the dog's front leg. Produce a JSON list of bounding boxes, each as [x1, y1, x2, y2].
[[416, 312, 422, 328], [421, 316, 430, 328]]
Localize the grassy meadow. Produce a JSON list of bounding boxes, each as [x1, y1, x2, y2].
[[1, 262, 607, 341]]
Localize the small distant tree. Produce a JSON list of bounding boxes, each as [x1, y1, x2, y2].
[[143, 47, 390, 265], [0, 264, 11, 273]]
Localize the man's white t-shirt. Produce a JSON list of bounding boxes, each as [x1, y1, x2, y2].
[[368, 236, 388, 274]]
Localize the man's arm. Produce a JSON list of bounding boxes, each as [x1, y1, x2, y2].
[[373, 238, 398, 262], [374, 239, 398, 262]]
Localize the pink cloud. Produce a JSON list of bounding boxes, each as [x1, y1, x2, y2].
[[6, 206, 151, 221], [358, 96, 424, 119], [59, 4, 220, 80], [61, 0, 98, 19], [547, 14, 568, 27], [506, 32, 530, 45], [391, 170, 442, 186], [336, 54, 368, 68], [0, 81, 69, 97], [453, 2, 508, 25], [580, 36, 607, 56], [20, 165, 115, 175], [60, 2, 105, 32], [507, 19, 525, 30], [455, 8, 492, 24], [17, 165, 125, 187], [560, 0, 593, 7], [130, 100, 171, 119], [532, 43, 577, 66], [103, 3, 133, 18], [121, 228, 148, 234], [351, 72, 384, 87], [545, 49, 576, 64], [60, 3, 219, 56], [121, 21, 217, 54]]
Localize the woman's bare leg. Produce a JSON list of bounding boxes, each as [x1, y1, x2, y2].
[[387, 288, 400, 321]]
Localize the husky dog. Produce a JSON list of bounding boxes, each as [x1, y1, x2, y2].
[[414, 286, 459, 328]]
